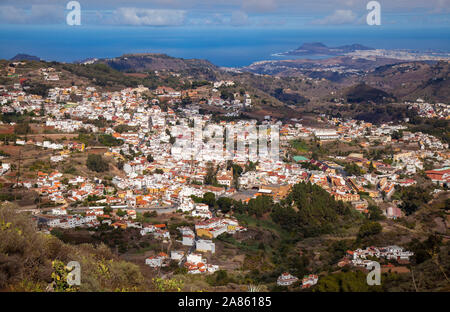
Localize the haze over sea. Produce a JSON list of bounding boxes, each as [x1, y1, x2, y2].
[[1, 25, 449, 67]]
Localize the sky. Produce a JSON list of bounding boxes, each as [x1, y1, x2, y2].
[[0, 1, 449, 66], [0, 0, 448, 28]]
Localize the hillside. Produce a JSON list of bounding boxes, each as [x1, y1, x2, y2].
[[363, 61, 450, 103], [243, 56, 404, 81], [243, 58, 449, 122], [1, 53, 448, 124], [0, 203, 151, 291], [344, 82, 395, 104], [98, 53, 220, 80], [0, 59, 189, 92]]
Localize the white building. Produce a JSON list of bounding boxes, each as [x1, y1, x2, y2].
[[313, 129, 339, 140], [277, 272, 299, 286], [170, 250, 185, 261], [196, 239, 215, 253]]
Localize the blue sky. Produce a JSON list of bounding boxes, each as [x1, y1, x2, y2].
[[0, 0, 449, 28], [1, 1, 449, 66]]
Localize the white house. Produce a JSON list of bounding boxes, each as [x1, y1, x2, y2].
[[196, 239, 215, 253], [145, 252, 169, 268], [277, 272, 299, 286], [170, 250, 185, 261], [140, 224, 155, 236], [186, 253, 203, 264]]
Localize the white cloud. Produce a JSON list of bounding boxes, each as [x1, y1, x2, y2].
[[109, 7, 186, 26], [312, 9, 359, 25], [429, 0, 450, 13], [0, 6, 27, 23], [189, 13, 227, 26], [242, 0, 277, 13], [0, 5, 64, 24], [0, 1, 448, 27], [230, 10, 249, 26]]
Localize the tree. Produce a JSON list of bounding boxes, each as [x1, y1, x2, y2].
[[206, 270, 231, 286], [86, 154, 109, 172], [271, 182, 351, 237], [217, 197, 232, 213], [367, 205, 385, 221], [345, 163, 363, 176], [398, 186, 432, 215], [14, 122, 31, 135], [315, 271, 380, 292], [358, 221, 382, 238], [51, 260, 78, 292], [146, 154, 154, 163], [203, 192, 216, 208], [114, 124, 137, 133], [181, 96, 192, 105], [300, 162, 321, 171], [409, 234, 443, 265], [220, 89, 234, 101], [152, 277, 183, 292], [204, 162, 217, 186], [231, 164, 243, 188], [232, 164, 243, 177], [328, 239, 354, 264], [245, 161, 257, 172], [98, 134, 122, 147], [248, 195, 273, 218], [392, 130, 403, 140], [116, 209, 127, 217]]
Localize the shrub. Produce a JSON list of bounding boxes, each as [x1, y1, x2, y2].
[[358, 221, 382, 238], [86, 154, 109, 172]]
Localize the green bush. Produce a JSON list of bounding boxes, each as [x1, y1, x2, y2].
[[357, 221, 382, 238], [86, 154, 109, 172]]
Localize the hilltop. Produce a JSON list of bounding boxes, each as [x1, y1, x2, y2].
[[97, 53, 220, 80], [10, 54, 41, 62]]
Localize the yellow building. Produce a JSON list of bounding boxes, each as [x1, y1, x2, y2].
[[196, 228, 213, 239]]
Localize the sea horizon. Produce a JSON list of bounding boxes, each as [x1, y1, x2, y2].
[[1, 25, 450, 67]]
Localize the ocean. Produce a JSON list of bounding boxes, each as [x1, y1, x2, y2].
[[1, 25, 449, 67]]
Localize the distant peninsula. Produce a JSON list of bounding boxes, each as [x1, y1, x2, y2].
[[280, 42, 373, 56], [10, 53, 41, 61]]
